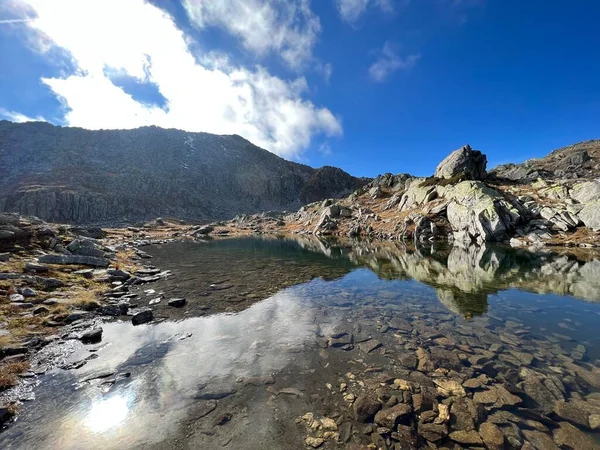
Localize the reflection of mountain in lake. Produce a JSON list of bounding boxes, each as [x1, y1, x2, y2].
[[290, 236, 600, 316]]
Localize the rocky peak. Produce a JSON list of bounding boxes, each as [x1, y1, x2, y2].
[[0, 121, 370, 224], [434, 145, 487, 181]]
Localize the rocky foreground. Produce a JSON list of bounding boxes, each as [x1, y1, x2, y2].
[[214, 141, 600, 249]]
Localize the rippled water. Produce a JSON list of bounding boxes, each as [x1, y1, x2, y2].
[[2, 237, 600, 449]]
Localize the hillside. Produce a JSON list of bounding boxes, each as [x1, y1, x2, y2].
[[0, 121, 368, 224], [490, 139, 600, 180], [219, 142, 600, 248]]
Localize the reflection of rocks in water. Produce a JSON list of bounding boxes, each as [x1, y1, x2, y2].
[[290, 235, 600, 317], [436, 289, 488, 318]]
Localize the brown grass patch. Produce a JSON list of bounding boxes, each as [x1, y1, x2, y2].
[[0, 361, 30, 391]]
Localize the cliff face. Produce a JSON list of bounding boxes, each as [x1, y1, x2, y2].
[[0, 121, 368, 224]]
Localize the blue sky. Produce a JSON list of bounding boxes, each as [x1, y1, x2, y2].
[[1, 0, 599, 177]]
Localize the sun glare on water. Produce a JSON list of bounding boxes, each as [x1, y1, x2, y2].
[[85, 395, 130, 433]]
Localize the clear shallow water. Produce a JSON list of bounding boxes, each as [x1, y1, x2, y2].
[[2, 237, 600, 449]]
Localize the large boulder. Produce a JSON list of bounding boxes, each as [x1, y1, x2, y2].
[[570, 181, 600, 204], [578, 202, 600, 230], [435, 145, 487, 181], [446, 181, 521, 244]]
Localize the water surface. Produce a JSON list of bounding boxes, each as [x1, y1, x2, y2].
[[2, 237, 600, 449]]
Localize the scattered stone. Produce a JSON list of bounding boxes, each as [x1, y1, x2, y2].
[[131, 309, 153, 325], [523, 429, 560, 450], [167, 298, 187, 308], [473, 384, 522, 408], [418, 423, 448, 442], [479, 421, 505, 449], [305, 437, 324, 448], [374, 403, 412, 428], [553, 421, 599, 450], [24, 263, 49, 273], [449, 430, 483, 445], [80, 328, 103, 344], [552, 401, 591, 429], [354, 395, 382, 423], [38, 254, 110, 267], [358, 339, 382, 353], [0, 252, 9, 262], [434, 379, 466, 397]]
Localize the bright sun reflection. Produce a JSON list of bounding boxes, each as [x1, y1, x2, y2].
[[85, 395, 129, 433]]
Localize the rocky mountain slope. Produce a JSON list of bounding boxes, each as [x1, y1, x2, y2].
[[220, 142, 600, 249], [0, 121, 368, 224], [490, 140, 600, 180]]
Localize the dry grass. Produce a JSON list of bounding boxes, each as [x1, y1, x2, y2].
[[0, 361, 30, 391]]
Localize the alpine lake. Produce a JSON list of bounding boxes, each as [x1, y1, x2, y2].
[[2, 236, 600, 450]]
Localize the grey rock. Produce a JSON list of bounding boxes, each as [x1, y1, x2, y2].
[[0, 252, 9, 262], [131, 309, 153, 325], [39, 254, 110, 268], [418, 423, 448, 442], [167, 298, 187, 307], [80, 328, 103, 344], [434, 144, 487, 180], [24, 263, 49, 273], [522, 429, 560, 450], [578, 201, 600, 230]]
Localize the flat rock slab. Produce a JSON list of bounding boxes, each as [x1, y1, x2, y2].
[[131, 309, 153, 326], [39, 254, 110, 268]]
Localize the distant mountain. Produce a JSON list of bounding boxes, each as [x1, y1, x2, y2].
[[490, 139, 600, 180], [0, 121, 369, 224]]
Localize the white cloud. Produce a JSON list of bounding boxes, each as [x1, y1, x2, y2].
[[0, 107, 45, 122], [318, 142, 332, 156], [336, 0, 395, 24], [8, 0, 342, 159], [368, 41, 419, 82], [183, 0, 321, 70]]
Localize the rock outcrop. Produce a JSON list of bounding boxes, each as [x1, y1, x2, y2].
[[434, 145, 487, 180], [0, 121, 368, 224], [490, 139, 600, 180]]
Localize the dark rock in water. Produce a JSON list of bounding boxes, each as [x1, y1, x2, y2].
[[167, 298, 187, 308], [0, 406, 13, 426], [553, 421, 598, 450], [552, 401, 591, 429], [329, 332, 353, 348], [523, 429, 560, 450], [434, 144, 487, 180], [38, 254, 110, 268], [338, 422, 352, 443], [100, 305, 125, 316], [358, 339, 382, 353], [131, 309, 153, 325], [388, 317, 412, 332], [449, 430, 483, 445], [399, 353, 418, 370], [80, 328, 103, 344], [374, 403, 412, 428], [194, 389, 236, 400], [479, 422, 505, 449], [353, 395, 382, 423], [521, 375, 562, 414], [418, 423, 448, 442], [391, 425, 418, 450]]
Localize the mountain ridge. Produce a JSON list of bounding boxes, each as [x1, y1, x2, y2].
[[0, 121, 369, 224]]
